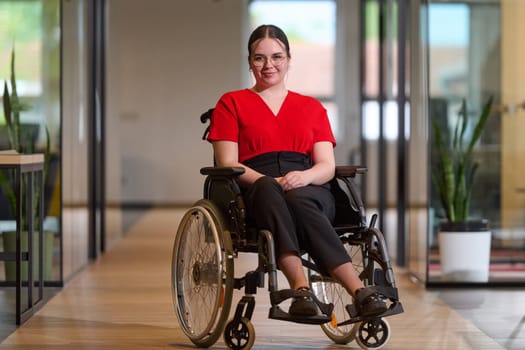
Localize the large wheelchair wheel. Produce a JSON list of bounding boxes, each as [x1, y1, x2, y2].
[[172, 200, 234, 348], [309, 242, 367, 344]]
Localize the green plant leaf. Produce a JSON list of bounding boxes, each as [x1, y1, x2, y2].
[[2, 81, 12, 127], [457, 99, 468, 152], [10, 48, 17, 96], [7, 47, 21, 151], [432, 117, 456, 221], [431, 96, 493, 223], [467, 96, 493, 154]]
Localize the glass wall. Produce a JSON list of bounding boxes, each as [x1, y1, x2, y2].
[[362, 0, 403, 255], [361, 0, 415, 266], [427, 0, 525, 285], [0, 0, 62, 283]]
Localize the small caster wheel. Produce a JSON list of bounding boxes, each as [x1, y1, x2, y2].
[[355, 318, 391, 349], [223, 317, 255, 350]]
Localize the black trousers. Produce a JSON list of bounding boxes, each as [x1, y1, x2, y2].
[[242, 152, 351, 275]]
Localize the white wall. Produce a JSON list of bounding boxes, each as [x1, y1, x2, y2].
[[106, 0, 246, 204]]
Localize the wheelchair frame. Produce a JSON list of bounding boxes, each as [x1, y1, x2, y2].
[[171, 110, 403, 350]]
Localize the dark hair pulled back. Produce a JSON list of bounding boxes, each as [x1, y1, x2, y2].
[[248, 24, 291, 58]]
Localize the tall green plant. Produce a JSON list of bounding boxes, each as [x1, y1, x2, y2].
[[431, 97, 493, 223], [1, 47, 50, 223]]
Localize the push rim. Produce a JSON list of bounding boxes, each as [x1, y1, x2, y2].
[[172, 202, 234, 347]]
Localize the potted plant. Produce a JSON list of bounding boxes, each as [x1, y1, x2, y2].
[[431, 96, 494, 282], [1, 47, 54, 281]]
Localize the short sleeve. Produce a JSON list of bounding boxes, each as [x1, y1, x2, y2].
[[207, 93, 239, 143], [312, 100, 336, 147]]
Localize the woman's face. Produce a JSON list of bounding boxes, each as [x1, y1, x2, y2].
[[249, 37, 289, 89]]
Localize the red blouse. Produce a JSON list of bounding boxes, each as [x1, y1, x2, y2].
[[208, 89, 336, 162]]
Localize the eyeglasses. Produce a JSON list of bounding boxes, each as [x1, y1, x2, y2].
[[251, 53, 287, 67]]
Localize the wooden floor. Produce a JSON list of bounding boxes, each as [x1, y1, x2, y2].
[[0, 209, 512, 349]]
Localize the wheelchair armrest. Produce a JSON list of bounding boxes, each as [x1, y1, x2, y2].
[[200, 166, 246, 177], [335, 165, 367, 178]]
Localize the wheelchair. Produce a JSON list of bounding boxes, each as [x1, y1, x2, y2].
[[171, 109, 404, 350]]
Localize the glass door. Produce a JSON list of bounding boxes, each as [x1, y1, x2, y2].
[[427, 0, 525, 285]]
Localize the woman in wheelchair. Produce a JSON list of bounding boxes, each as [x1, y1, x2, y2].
[[207, 24, 387, 320]]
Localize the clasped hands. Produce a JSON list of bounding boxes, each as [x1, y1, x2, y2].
[[276, 170, 311, 191]]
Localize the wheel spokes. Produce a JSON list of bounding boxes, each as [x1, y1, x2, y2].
[[177, 209, 222, 337]]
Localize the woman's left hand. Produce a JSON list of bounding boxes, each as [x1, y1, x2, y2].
[[278, 171, 311, 191]]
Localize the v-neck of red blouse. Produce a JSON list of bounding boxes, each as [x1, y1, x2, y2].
[[247, 88, 289, 117]]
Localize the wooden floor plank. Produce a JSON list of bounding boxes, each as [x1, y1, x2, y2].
[[0, 209, 504, 349]]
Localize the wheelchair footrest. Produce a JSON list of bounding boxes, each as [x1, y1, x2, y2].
[[268, 305, 331, 325], [339, 285, 404, 326], [268, 289, 333, 325], [341, 300, 404, 326]]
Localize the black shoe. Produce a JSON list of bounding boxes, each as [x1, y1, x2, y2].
[[354, 287, 388, 317], [289, 287, 318, 317]]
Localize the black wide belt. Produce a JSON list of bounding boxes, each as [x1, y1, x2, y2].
[[242, 151, 312, 178]]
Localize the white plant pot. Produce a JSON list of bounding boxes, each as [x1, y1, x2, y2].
[[438, 221, 491, 282]]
